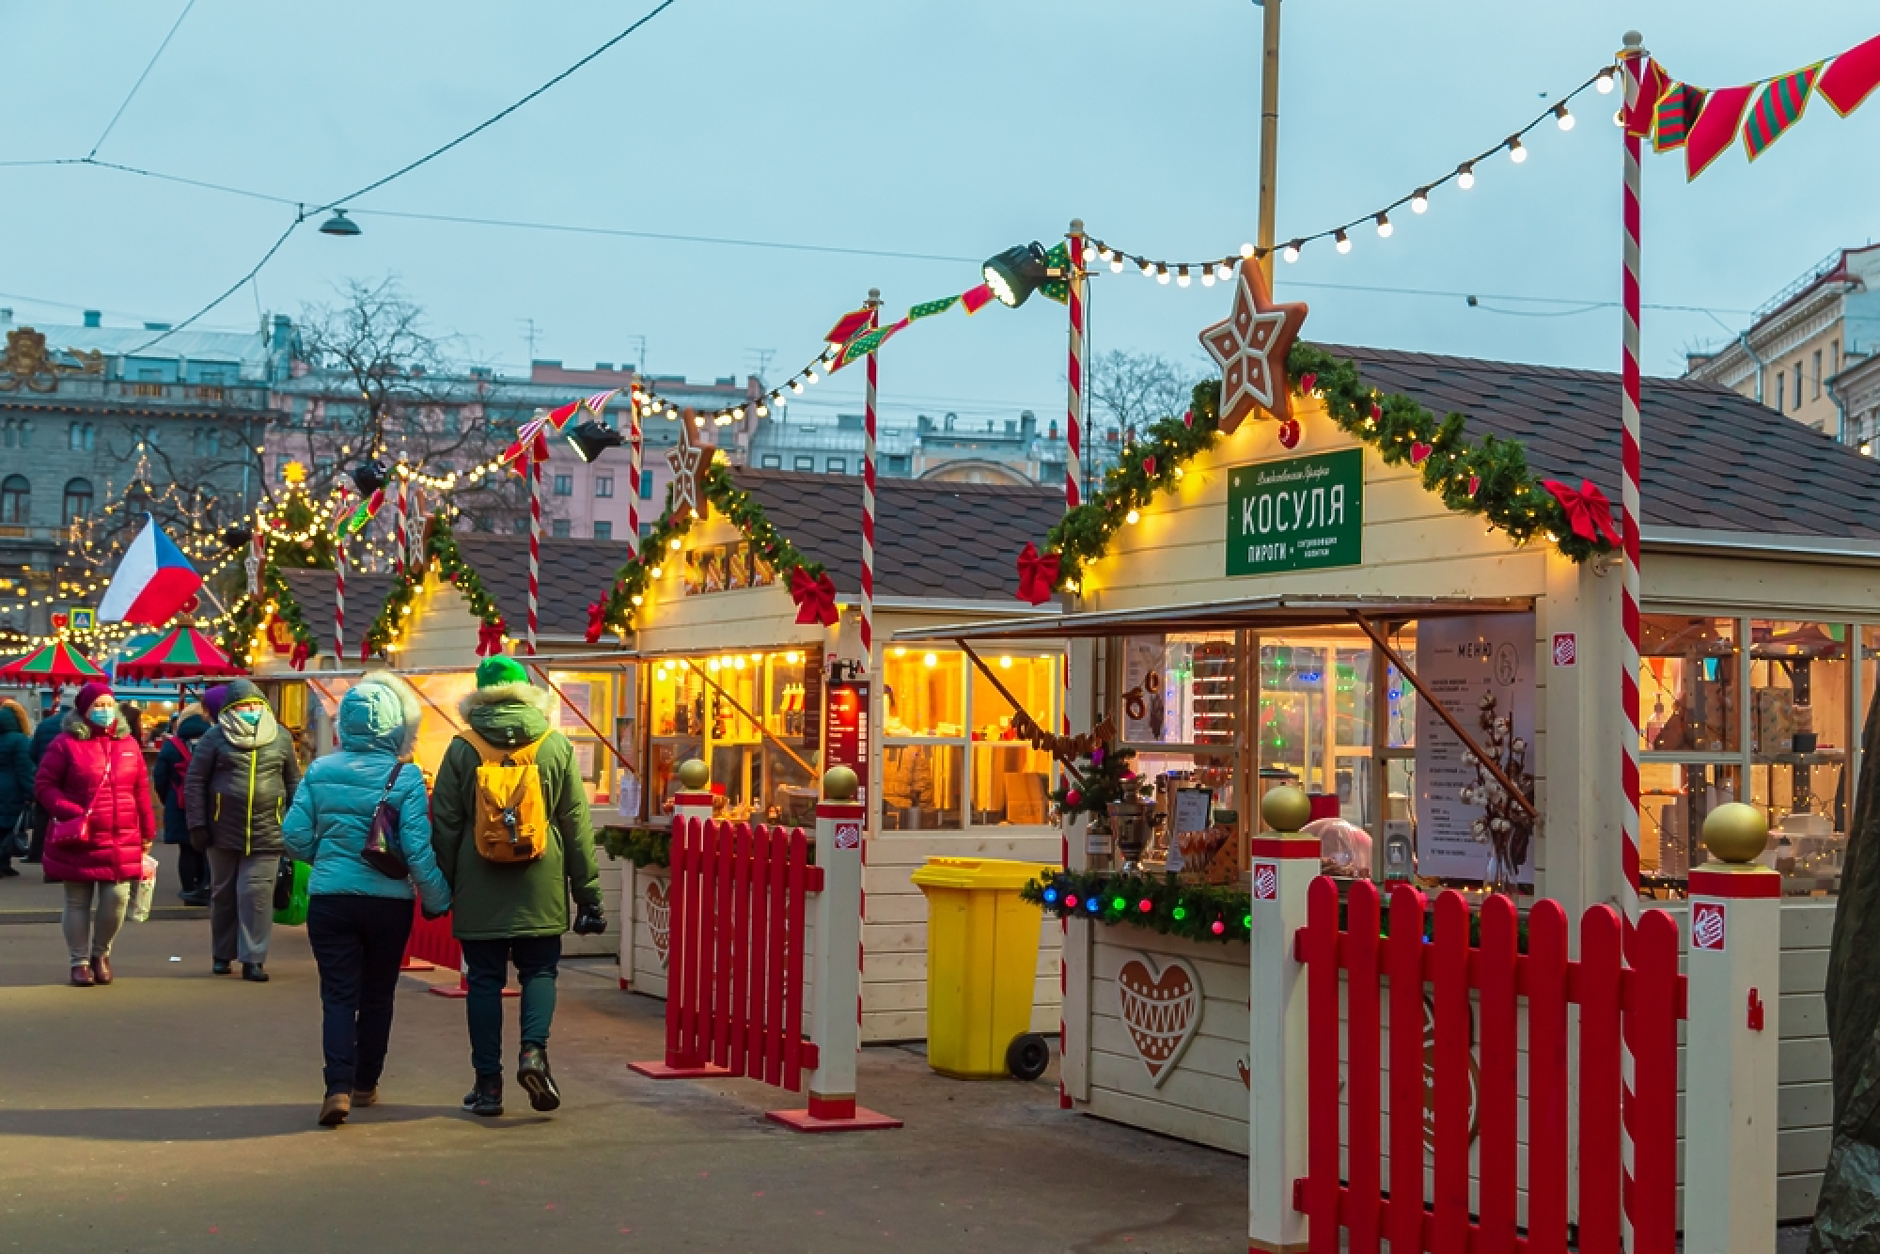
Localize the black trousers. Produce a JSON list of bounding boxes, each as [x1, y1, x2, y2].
[[306, 895, 414, 1097], [176, 843, 209, 895], [25, 802, 46, 863]]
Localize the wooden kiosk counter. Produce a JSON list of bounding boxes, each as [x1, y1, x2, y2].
[[899, 341, 1880, 1221]]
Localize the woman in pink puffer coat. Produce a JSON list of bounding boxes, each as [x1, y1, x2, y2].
[[35, 682, 154, 987]]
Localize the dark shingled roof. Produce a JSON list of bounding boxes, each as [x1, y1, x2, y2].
[[729, 467, 1065, 600], [284, 536, 636, 642], [1329, 343, 1880, 539]]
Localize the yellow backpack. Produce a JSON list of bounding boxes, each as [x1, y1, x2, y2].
[[461, 732, 550, 863]]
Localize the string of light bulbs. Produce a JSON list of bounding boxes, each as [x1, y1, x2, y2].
[[1086, 64, 1619, 283], [629, 344, 842, 430]]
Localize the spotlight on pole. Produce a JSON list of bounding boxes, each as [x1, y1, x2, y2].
[[220, 525, 252, 550], [565, 420, 626, 463], [982, 242, 1052, 308], [350, 459, 388, 495]]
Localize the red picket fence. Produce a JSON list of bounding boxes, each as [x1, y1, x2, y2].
[[1297, 878, 1685, 1254], [405, 904, 459, 970], [632, 816, 823, 1090]]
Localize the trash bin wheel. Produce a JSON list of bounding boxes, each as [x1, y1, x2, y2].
[[1006, 1032, 1050, 1081]]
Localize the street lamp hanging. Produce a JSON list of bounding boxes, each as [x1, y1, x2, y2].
[[319, 209, 361, 237]]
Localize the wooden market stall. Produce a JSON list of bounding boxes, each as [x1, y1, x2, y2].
[[897, 339, 1880, 1221], [619, 465, 1070, 1044]]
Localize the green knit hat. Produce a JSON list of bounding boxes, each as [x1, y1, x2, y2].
[[475, 655, 529, 689]]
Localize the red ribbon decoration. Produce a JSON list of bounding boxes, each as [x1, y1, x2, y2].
[[789, 566, 839, 626], [1016, 541, 1061, 606], [476, 617, 507, 657], [584, 600, 607, 644], [289, 640, 309, 671], [1541, 478, 1623, 547]]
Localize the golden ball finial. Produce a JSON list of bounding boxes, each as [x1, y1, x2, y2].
[[823, 766, 859, 801], [1703, 802, 1769, 865], [1262, 785, 1312, 834], [677, 758, 710, 790]]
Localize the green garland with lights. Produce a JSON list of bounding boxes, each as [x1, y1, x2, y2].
[[363, 512, 502, 656], [1050, 744, 1147, 819], [221, 553, 320, 668], [595, 458, 828, 634], [1025, 871, 1253, 946], [1042, 344, 1616, 592]]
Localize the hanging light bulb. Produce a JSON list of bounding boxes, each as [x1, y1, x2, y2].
[[1137, 259, 1154, 278], [1554, 102, 1575, 130], [1508, 135, 1527, 163], [1215, 260, 1233, 280], [1334, 229, 1351, 254], [1125, 508, 1140, 524], [1200, 269, 1215, 287], [1410, 188, 1430, 214], [806, 369, 819, 384], [790, 379, 804, 394], [1596, 66, 1617, 93], [1176, 265, 1191, 287], [1155, 263, 1170, 284], [1109, 254, 1124, 273], [1238, 242, 1254, 259], [1281, 241, 1301, 264], [1457, 161, 1476, 189], [1375, 212, 1393, 238]]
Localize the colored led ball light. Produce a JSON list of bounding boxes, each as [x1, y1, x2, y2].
[[1211, 919, 1226, 935]]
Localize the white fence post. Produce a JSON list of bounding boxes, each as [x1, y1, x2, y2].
[[1249, 787, 1318, 1254], [766, 767, 901, 1132], [1683, 803, 1780, 1254]]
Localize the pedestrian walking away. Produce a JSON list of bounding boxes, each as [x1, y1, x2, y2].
[[152, 705, 212, 906], [186, 678, 301, 981], [283, 673, 451, 1128], [0, 698, 34, 879], [24, 699, 69, 865], [33, 683, 154, 987], [431, 655, 604, 1118]]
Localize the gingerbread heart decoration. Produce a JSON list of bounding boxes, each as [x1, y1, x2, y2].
[[645, 877, 671, 968], [1410, 441, 1433, 466], [1116, 954, 1203, 1087]]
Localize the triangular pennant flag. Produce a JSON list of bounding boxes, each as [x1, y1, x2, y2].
[[1685, 83, 1756, 179], [1037, 240, 1073, 304], [1819, 32, 1880, 117], [545, 399, 582, 429], [1625, 57, 1672, 138], [97, 515, 203, 625], [1653, 82, 1707, 151], [823, 306, 874, 346], [582, 389, 619, 419], [908, 295, 960, 320], [960, 283, 997, 315], [1744, 63, 1822, 159]]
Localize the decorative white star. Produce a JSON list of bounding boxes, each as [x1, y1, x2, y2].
[[1198, 260, 1309, 435], [667, 424, 710, 522]]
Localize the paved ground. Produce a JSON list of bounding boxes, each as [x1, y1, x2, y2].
[[0, 857, 1247, 1254]]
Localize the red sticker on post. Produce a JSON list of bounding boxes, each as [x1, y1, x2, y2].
[[1692, 901, 1726, 951], [834, 820, 861, 850], [1552, 633, 1577, 667], [1252, 862, 1278, 901]]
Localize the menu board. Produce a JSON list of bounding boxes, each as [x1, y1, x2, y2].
[[1121, 635, 1166, 742], [1414, 613, 1537, 884]]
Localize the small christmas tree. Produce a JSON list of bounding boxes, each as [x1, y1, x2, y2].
[[1052, 742, 1151, 820]]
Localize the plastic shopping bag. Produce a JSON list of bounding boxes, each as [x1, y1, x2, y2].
[[128, 855, 159, 923]]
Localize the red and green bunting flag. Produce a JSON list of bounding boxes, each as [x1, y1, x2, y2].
[[826, 282, 1003, 372], [1743, 63, 1821, 160], [1652, 82, 1706, 152]]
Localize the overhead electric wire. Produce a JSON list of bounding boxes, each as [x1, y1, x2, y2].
[[88, 0, 198, 158]]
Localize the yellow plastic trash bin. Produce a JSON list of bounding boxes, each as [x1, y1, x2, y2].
[[910, 857, 1057, 1080]]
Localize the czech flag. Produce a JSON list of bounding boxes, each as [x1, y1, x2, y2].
[[98, 516, 203, 625]]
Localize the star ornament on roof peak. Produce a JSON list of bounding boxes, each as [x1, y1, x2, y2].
[[666, 422, 711, 523], [1198, 260, 1309, 436]]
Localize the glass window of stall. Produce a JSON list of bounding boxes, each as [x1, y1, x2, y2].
[[1112, 632, 1243, 865], [543, 670, 619, 806], [645, 650, 822, 825], [1749, 621, 1852, 895]]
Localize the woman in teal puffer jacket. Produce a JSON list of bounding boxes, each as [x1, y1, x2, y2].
[[282, 673, 449, 1127]]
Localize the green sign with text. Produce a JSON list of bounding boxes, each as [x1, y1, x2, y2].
[[1225, 448, 1364, 576]]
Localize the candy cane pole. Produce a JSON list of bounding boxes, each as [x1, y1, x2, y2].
[[333, 539, 347, 661], [860, 288, 881, 672], [1618, 30, 1647, 1252], [627, 405, 643, 562], [527, 447, 542, 656], [393, 473, 409, 579], [1065, 219, 1086, 510]]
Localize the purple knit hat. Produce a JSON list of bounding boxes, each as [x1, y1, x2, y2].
[[202, 684, 231, 720], [74, 682, 114, 717]]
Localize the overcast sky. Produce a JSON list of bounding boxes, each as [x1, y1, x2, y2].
[[1, 2, 1874, 430]]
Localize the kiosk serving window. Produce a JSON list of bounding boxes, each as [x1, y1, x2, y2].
[[646, 650, 819, 825]]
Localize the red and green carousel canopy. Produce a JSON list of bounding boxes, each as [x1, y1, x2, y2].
[[115, 625, 244, 681], [0, 639, 105, 685]]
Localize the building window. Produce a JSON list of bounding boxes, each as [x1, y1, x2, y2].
[[1833, 340, 1842, 376], [595, 476, 614, 498], [594, 520, 613, 541], [0, 476, 28, 525], [62, 478, 93, 525], [793, 456, 815, 471], [553, 474, 573, 497], [445, 410, 461, 435], [640, 470, 653, 499], [1795, 364, 1804, 410], [760, 455, 782, 469], [827, 457, 847, 474], [12, 420, 27, 449], [551, 518, 571, 538], [1814, 350, 1824, 399], [512, 517, 530, 534], [68, 423, 95, 452], [1775, 372, 1785, 412]]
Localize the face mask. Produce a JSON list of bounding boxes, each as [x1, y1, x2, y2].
[[87, 704, 116, 728], [233, 706, 263, 728]]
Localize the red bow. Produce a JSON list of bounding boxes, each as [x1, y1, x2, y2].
[[476, 618, 507, 657], [289, 640, 309, 671], [585, 600, 607, 644], [1542, 479, 1622, 547], [789, 566, 839, 626], [1016, 542, 1061, 606]]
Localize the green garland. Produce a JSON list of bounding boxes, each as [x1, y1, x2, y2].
[[221, 554, 320, 668], [1041, 344, 1615, 592], [1050, 744, 1146, 819], [1024, 871, 1253, 946], [364, 512, 502, 656], [596, 458, 827, 634], [599, 825, 671, 868]]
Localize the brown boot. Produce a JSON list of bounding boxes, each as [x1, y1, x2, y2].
[[318, 1093, 350, 1127], [69, 964, 94, 988], [351, 1088, 378, 1108], [90, 955, 112, 985]]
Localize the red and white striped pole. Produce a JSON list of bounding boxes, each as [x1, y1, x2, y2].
[[526, 448, 542, 656], [393, 472, 409, 579], [1618, 30, 1648, 1253], [332, 538, 347, 661], [1065, 219, 1086, 510], [860, 288, 881, 672], [627, 404, 643, 561]]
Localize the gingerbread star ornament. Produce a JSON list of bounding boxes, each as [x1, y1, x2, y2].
[[1198, 259, 1309, 435], [666, 420, 712, 523]]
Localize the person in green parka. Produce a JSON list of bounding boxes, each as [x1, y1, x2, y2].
[[430, 655, 603, 1118]]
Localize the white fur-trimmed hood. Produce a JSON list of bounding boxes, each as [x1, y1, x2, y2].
[[456, 680, 550, 721], [338, 671, 423, 755]]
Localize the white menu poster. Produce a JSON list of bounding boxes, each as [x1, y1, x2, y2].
[[1121, 635, 1167, 742], [1414, 613, 1537, 884]]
